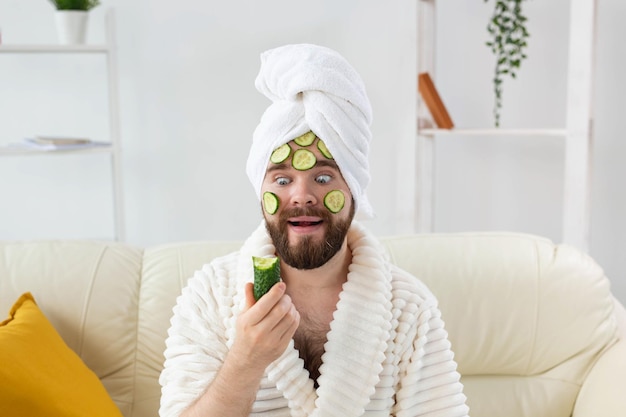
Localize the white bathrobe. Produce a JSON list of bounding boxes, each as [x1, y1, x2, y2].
[[159, 222, 469, 417]]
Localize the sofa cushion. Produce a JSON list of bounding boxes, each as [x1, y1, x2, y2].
[[0, 240, 144, 417], [0, 292, 123, 417], [133, 240, 242, 417]]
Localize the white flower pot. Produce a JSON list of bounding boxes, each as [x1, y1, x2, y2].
[[55, 11, 89, 45]]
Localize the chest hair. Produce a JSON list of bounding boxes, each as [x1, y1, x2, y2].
[[293, 312, 331, 388]]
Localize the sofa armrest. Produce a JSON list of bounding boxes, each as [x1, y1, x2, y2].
[[613, 297, 626, 338], [572, 338, 626, 417]]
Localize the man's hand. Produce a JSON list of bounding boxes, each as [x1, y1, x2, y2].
[[231, 281, 300, 371], [180, 282, 299, 417]]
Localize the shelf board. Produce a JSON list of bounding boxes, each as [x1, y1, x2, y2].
[[418, 128, 568, 137], [0, 44, 109, 54], [0, 144, 114, 156]]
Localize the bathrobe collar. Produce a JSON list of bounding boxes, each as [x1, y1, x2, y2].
[[229, 221, 394, 417]]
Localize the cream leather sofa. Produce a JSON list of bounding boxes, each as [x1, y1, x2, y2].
[[1, 232, 625, 417]]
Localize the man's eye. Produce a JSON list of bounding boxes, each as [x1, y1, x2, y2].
[[276, 177, 291, 185], [315, 174, 331, 184]]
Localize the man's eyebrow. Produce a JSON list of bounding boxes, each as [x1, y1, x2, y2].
[[315, 159, 340, 170], [266, 163, 288, 173], [266, 159, 340, 172]]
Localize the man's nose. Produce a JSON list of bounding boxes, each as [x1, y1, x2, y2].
[[290, 181, 317, 206]]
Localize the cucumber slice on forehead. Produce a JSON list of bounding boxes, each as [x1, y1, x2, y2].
[[263, 191, 279, 215], [324, 190, 345, 213], [317, 139, 333, 159], [292, 149, 317, 170], [293, 131, 316, 147], [270, 143, 292, 164], [252, 256, 281, 301]]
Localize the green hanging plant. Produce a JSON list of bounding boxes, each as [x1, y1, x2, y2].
[[484, 0, 530, 127]]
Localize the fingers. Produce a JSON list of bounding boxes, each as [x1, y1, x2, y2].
[[241, 281, 297, 334], [244, 281, 286, 308], [237, 282, 300, 363], [255, 283, 296, 333], [256, 281, 286, 307], [244, 282, 255, 309], [277, 303, 300, 341], [245, 282, 286, 318]]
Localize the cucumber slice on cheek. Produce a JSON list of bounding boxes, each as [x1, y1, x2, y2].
[[263, 191, 279, 215], [324, 190, 345, 214], [252, 256, 281, 301]]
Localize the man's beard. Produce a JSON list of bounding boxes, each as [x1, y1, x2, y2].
[[264, 203, 355, 270]]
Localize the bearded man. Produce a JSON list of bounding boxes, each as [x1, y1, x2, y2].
[[159, 44, 469, 417]]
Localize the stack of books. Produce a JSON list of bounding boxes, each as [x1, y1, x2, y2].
[[6, 136, 110, 152]]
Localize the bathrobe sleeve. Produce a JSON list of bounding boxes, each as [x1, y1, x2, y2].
[[159, 259, 235, 417]]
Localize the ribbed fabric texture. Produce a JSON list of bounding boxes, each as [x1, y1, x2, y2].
[[159, 222, 469, 417]]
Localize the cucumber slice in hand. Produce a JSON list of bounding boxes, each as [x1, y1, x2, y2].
[[324, 190, 345, 213], [263, 191, 279, 215], [293, 131, 316, 147], [291, 149, 317, 171], [270, 143, 292, 164], [253, 256, 281, 301], [317, 139, 333, 159]]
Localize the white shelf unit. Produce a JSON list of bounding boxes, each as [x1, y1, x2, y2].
[[0, 9, 125, 241], [413, 0, 596, 252]]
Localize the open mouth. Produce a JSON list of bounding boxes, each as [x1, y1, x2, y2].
[[287, 217, 323, 228], [288, 220, 323, 227]]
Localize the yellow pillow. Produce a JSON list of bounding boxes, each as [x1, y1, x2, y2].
[[0, 292, 123, 417]]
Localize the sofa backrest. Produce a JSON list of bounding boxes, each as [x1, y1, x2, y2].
[[379, 232, 622, 417], [135, 241, 241, 416], [1, 232, 623, 417]]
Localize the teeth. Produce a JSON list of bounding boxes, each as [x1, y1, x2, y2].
[[290, 221, 321, 227]]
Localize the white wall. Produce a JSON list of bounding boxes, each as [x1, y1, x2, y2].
[[0, 0, 416, 243], [432, 0, 626, 305], [0, 0, 624, 305]]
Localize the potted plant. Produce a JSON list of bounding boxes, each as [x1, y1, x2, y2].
[[484, 0, 530, 127], [48, 0, 101, 45]]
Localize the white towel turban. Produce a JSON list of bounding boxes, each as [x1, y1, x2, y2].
[[246, 43, 374, 219]]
